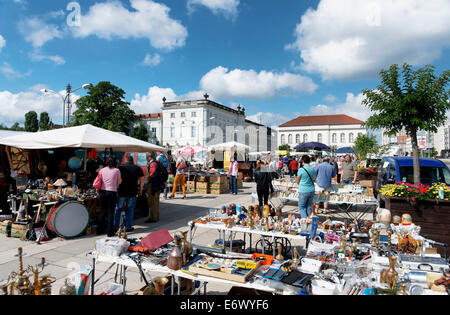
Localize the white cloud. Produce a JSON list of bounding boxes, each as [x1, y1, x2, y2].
[[309, 92, 370, 121], [0, 86, 80, 125], [29, 50, 66, 65], [142, 53, 161, 67], [0, 62, 31, 79], [0, 35, 5, 52], [72, 0, 188, 50], [131, 86, 203, 114], [246, 112, 290, 129], [287, 0, 450, 80], [199, 66, 318, 100], [18, 17, 63, 48], [188, 0, 240, 19], [324, 94, 338, 103]]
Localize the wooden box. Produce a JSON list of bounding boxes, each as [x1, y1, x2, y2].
[[187, 181, 196, 193], [359, 180, 376, 188], [210, 176, 228, 184], [196, 182, 209, 189], [188, 265, 258, 283]]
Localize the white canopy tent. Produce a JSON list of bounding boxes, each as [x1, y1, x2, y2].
[[0, 124, 166, 152], [210, 141, 251, 151]]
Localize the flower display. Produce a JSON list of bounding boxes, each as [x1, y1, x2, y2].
[[380, 182, 450, 205], [358, 167, 378, 176]]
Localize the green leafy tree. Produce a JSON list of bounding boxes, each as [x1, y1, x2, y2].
[[279, 144, 291, 152], [72, 81, 136, 135], [39, 112, 52, 131], [24, 111, 39, 132], [10, 122, 24, 131], [131, 122, 150, 142], [353, 133, 378, 161], [363, 64, 450, 184]]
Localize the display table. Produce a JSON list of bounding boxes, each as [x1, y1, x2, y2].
[[87, 251, 282, 295]]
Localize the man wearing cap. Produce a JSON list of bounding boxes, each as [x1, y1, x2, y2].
[[314, 154, 336, 215]]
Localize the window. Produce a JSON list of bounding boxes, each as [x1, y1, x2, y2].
[[151, 128, 157, 134], [191, 126, 196, 138], [281, 135, 286, 144], [170, 127, 175, 138], [349, 133, 354, 143], [181, 112, 186, 118], [332, 133, 337, 143], [340, 133, 346, 143], [288, 134, 293, 144], [317, 133, 322, 143], [296, 134, 300, 144], [303, 134, 308, 143], [191, 112, 197, 118], [170, 113, 175, 118]]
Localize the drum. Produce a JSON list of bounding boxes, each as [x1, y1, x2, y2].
[[46, 201, 89, 238]]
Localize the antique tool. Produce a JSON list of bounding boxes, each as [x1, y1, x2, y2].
[[59, 278, 76, 295]]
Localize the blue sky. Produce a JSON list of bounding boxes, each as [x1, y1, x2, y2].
[[0, 0, 449, 129]]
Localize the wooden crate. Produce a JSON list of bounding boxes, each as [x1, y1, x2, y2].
[[359, 180, 376, 188]]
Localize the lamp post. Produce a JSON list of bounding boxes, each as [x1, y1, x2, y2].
[[40, 83, 92, 127]]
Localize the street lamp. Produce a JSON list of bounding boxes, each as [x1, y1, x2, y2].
[[40, 83, 92, 127]]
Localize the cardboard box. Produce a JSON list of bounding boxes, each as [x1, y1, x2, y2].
[[210, 176, 228, 184], [0, 221, 12, 237], [196, 182, 209, 189], [187, 181, 196, 193], [11, 222, 30, 238], [210, 188, 229, 195], [195, 188, 210, 194], [360, 180, 376, 188]]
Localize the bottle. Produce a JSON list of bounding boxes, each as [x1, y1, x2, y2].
[[438, 187, 444, 200]]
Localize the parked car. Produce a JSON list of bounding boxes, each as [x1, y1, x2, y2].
[[376, 157, 450, 205]]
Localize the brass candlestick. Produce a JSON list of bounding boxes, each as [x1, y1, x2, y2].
[[275, 243, 284, 261]]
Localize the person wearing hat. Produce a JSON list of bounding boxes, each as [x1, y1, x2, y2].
[[314, 154, 336, 215]]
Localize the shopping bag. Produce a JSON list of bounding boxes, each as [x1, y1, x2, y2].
[[93, 169, 103, 191]]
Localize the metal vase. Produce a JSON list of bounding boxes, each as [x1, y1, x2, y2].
[[167, 238, 183, 271]]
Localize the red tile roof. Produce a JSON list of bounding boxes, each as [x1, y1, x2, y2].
[[279, 115, 364, 127], [135, 113, 163, 119]]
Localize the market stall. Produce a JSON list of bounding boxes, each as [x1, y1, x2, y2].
[[75, 203, 450, 296], [0, 124, 165, 241]]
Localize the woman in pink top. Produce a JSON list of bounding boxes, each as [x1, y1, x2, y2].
[[98, 156, 122, 237]]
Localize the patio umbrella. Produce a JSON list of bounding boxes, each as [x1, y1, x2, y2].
[[294, 142, 331, 152], [174, 145, 209, 157], [335, 147, 358, 154]]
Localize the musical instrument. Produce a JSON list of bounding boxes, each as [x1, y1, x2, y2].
[[46, 201, 89, 238]]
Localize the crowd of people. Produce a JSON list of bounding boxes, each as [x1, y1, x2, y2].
[[95, 150, 188, 237], [252, 153, 359, 222]]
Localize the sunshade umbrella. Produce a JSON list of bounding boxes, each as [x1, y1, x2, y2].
[[294, 142, 331, 152], [335, 147, 358, 154]]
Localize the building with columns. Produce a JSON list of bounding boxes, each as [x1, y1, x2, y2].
[[277, 115, 366, 149], [133, 95, 274, 152]]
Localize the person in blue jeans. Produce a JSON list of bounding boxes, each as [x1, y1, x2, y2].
[[114, 155, 144, 232], [296, 155, 316, 219], [228, 152, 239, 195]]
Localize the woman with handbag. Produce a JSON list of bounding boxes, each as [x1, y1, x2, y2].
[[295, 155, 316, 219], [170, 154, 187, 199], [94, 156, 121, 237]]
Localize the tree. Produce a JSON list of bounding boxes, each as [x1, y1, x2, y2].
[[353, 133, 378, 161], [131, 122, 150, 142], [39, 112, 52, 131], [363, 64, 450, 184], [24, 111, 39, 132], [279, 144, 291, 152], [10, 122, 24, 131], [72, 81, 136, 135]]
